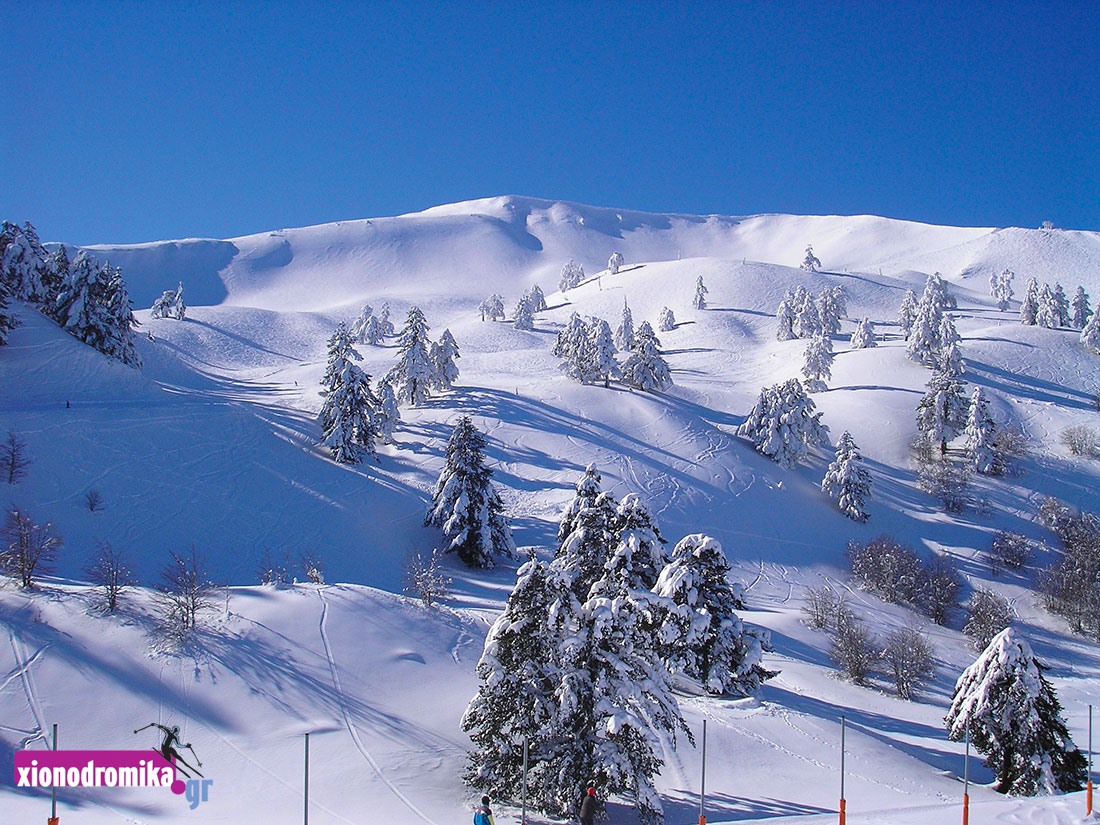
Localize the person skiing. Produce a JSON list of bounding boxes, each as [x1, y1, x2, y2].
[[134, 722, 203, 778], [473, 795, 494, 825], [579, 786, 598, 825]]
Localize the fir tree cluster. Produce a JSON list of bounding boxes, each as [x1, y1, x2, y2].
[[0, 220, 141, 366], [463, 465, 771, 823], [554, 304, 673, 392], [1017, 276, 1091, 331], [150, 282, 187, 320]]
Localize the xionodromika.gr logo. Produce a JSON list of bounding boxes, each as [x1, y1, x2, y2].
[[14, 722, 213, 810]]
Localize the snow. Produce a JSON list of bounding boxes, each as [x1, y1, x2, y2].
[[3, 196, 1100, 823]]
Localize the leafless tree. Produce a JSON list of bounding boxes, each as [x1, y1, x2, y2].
[[257, 549, 290, 586], [157, 547, 213, 640], [403, 547, 452, 607], [963, 588, 1012, 650], [883, 625, 936, 700], [1, 430, 32, 484], [830, 608, 878, 685], [301, 551, 325, 584], [1, 506, 62, 588], [802, 584, 846, 630], [84, 489, 104, 512], [86, 541, 134, 611]]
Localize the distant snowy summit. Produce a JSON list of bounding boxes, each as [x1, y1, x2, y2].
[[70, 195, 1100, 312]]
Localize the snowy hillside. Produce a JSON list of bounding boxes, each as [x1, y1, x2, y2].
[[3, 197, 1100, 823]]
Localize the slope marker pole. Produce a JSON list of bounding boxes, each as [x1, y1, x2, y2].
[[839, 715, 846, 825], [304, 732, 310, 825], [1088, 704, 1093, 816], [699, 719, 707, 825], [521, 736, 528, 825], [962, 725, 970, 825], [49, 723, 58, 825]]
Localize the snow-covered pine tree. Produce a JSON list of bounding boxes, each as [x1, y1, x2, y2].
[[907, 299, 943, 367], [150, 282, 186, 320], [557, 495, 619, 600], [553, 311, 588, 359], [654, 533, 773, 696], [430, 328, 461, 391], [317, 323, 379, 464], [557, 314, 598, 384], [794, 290, 822, 339], [607, 251, 624, 275], [1081, 310, 1100, 354], [349, 303, 374, 341], [817, 287, 843, 336], [559, 259, 585, 291], [525, 284, 548, 312], [0, 221, 47, 303], [821, 430, 872, 522], [378, 302, 395, 337], [1036, 283, 1057, 329], [849, 316, 877, 348], [737, 379, 830, 468], [945, 628, 1086, 796], [41, 245, 70, 317], [621, 320, 673, 392], [360, 313, 386, 345], [991, 269, 1015, 312], [964, 386, 1001, 474], [53, 249, 96, 328], [512, 294, 535, 331], [898, 289, 920, 340], [923, 272, 954, 313], [589, 318, 620, 388], [915, 368, 968, 454], [800, 244, 821, 272], [801, 332, 834, 393], [556, 463, 611, 552], [615, 298, 636, 351], [1052, 283, 1070, 327], [462, 558, 582, 813], [373, 378, 400, 444], [1071, 286, 1092, 330], [426, 415, 515, 568], [1020, 277, 1040, 325], [657, 306, 676, 332], [0, 277, 16, 346], [386, 306, 434, 405], [478, 293, 506, 322], [776, 293, 798, 341], [59, 258, 141, 367], [692, 275, 708, 310], [937, 314, 965, 377]]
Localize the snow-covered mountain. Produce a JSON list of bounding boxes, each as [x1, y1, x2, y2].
[[3, 197, 1099, 824]]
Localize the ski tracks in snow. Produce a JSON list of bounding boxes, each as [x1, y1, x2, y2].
[[5, 629, 48, 748], [317, 588, 439, 825]]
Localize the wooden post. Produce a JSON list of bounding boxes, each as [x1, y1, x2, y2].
[[839, 716, 846, 825], [699, 719, 707, 825]]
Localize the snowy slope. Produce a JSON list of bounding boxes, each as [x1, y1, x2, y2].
[[3, 197, 1100, 823]]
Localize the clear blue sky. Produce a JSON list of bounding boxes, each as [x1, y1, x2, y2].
[[4, 1, 1098, 245]]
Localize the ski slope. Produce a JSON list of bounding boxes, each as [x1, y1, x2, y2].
[[2, 197, 1099, 823]]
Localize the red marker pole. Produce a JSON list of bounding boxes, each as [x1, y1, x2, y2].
[[699, 719, 707, 825], [839, 715, 846, 825], [962, 726, 970, 825], [48, 723, 59, 825], [1087, 704, 1093, 817]]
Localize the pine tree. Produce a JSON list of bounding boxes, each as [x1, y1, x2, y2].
[[387, 306, 434, 405], [615, 298, 636, 350], [430, 329, 461, 391], [373, 379, 400, 444], [360, 313, 386, 345], [907, 299, 943, 366], [41, 246, 70, 316], [776, 294, 798, 341], [1081, 310, 1100, 354], [990, 269, 1015, 312], [800, 244, 821, 272], [557, 464, 610, 552], [1052, 283, 1070, 327], [915, 369, 968, 454], [378, 303, 395, 337], [0, 222, 47, 303], [794, 290, 822, 339], [58, 259, 141, 367], [557, 496, 619, 598], [1020, 277, 1040, 325], [1036, 283, 1057, 329], [817, 288, 843, 336], [317, 323, 379, 463], [525, 284, 548, 312], [607, 251, 624, 275], [657, 306, 676, 332], [692, 275, 708, 310], [821, 431, 872, 521], [849, 317, 877, 348], [1070, 286, 1092, 330], [478, 293, 506, 322], [150, 282, 186, 320], [801, 332, 834, 393], [964, 386, 1001, 474], [937, 314, 965, 377], [653, 534, 773, 696], [556, 313, 598, 384], [946, 628, 1087, 796], [611, 493, 667, 589], [426, 416, 515, 568], [737, 379, 830, 468], [0, 278, 16, 346], [512, 294, 535, 331], [621, 321, 673, 392], [898, 289, 920, 339], [559, 259, 585, 291], [349, 303, 374, 341], [589, 318, 620, 388]]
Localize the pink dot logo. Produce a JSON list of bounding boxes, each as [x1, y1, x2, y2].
[[171, 778, 186, 795]]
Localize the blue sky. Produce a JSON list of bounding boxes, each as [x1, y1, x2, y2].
[[3, 1, 1098, 245]]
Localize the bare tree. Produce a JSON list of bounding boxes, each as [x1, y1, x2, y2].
[[1, 506, 61, 588], [84, 489, 104, 512], [830, 608, 878, 685], [157, 547, 213, 640], [802, 584, 846, 630], [916, 554, 964, 626], [86, 541, 134, 611], [990, 531, 1032, 574], [257, 549, 290, 586], [1, 430, 32, 484], [883, 626, 936, 700], [301, 551, 325, 584], [963, 588, 1012, 650], [403, 547, 452, 606]]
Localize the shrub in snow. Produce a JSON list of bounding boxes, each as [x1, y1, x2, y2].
[[478, 293, 506, 322], [917, 458, 972, 513], [1037, 502, 1100, 639], [802, 585, 846, 630], [963, 588, 1012, 650], [403, 547, 452, 606], [849, 317, 876, 348], [846, 534, 922, 605], [737, 379, 829, 468], [1070, 286, 1092, 329], [653, 534, 774, 696], [821, 431, 871, 522], [386, 306, 434, 406], [317, 323, 379, 464], [916, 554, 963, 626], [426, 416, 515, 569], [257, 549, 291, 587], [657, 306, 676, 332], [801, 332, 834, 393], [883, 626, 935, 700], [829, 607, 877, 685], [692, 275, 708, 310], [301, 551, 325, 584], [990, 269, 1015, 311], [1, 505, 62, 589], [621, 321, 672, 392], [945, 628, 1086, 796], [990, 530, 1032, 574], [799, 244, 821, 272], [1059, 425, 1099, 458], [150, 282, 186, 320], [86, 541, 135, 612]]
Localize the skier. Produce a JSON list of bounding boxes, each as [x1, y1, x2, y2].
[[134, 722, 203, 779], [579, 786, 598, 825], [473, 795, 495, 825]]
